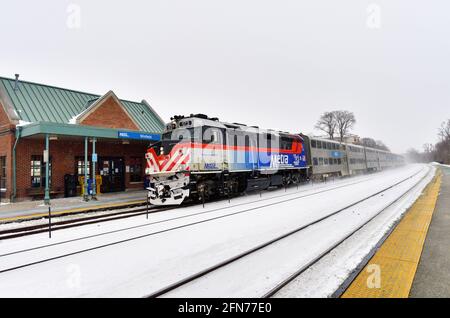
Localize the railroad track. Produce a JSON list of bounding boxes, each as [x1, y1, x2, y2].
[[0, 174, 375, 241], [0, 172, 386, 273], [143, 166, 430, 298]]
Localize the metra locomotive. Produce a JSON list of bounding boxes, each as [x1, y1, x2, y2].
[[145, 114, 404, 205]]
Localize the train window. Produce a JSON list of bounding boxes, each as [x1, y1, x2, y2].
[[338, 158, 342, 165], [319, 157, 324, 165], [281, 137, 293, 150], [329, 158, 333, 165], [313, 157, 318, 166], [317, 141, 322, 149], [326, 143, 331, 149], [311, 140, 316, 148], [324, 158, 328, 165]]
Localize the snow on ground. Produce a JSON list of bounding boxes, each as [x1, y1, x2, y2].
[[273, 165, 435, 298], [162, 165, 432, 297], [0, 164, 429, 297]]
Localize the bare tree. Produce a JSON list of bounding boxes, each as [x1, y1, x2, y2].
[[334, 110, 356, 142], [375, 140, 390, 151], [406, 148, 423, 163], [315, 112, 336, 139], [360, 137, 377, 148], [422, 143, 435, 163], [438, 119, 450, 141]]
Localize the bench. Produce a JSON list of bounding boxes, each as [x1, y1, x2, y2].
[[26, 187, 64, 200]]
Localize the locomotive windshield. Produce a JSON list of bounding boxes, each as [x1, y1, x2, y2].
[[149, 140, 179, 156], [150, 128, 197, 156]]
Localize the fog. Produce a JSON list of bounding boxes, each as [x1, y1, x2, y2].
[[1, 0, 449, 153]]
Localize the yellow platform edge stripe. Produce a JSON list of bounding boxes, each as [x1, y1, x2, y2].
[[341, 171, 442, 298], [0, 199, 146, 223]]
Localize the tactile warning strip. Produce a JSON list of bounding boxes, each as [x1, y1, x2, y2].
[[341, 172, 441, 298]]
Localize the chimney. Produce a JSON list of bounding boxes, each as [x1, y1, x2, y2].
[[13, 74, 20, 90]]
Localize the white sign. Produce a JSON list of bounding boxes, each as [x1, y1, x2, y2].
[[43, 150, 49, 163]]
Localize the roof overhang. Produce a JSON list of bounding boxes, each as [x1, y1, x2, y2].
[[18, 121, 161, 142]]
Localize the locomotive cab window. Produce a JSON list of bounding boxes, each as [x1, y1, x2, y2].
[[280, 137, 293, 150]]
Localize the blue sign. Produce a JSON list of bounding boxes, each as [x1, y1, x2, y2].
[[92, 153, 98, 162], [118, 131, 161, 141], [331, 151, 342, 158]]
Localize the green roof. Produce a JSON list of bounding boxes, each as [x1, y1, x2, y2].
[[0, 76, 165, 133]]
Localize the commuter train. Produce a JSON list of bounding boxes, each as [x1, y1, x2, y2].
[[145, 114, 404, 205]]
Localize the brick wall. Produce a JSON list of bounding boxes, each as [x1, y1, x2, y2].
[[0, 101, 13, 200], [80, 96, 139, 130], [15, 138, 148, 200]]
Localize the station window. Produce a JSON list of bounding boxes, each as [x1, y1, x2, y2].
[[313, 157, 318, 166], [129, 157, 143, 182], [76, 158, 91, 176], [0, 156, 6, 189], [31, 155, 52, 188]]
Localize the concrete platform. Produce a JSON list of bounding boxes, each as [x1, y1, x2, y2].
[[0, 190, 147, 222], [342, 167, 441, 298], [410, 165, 450, 297]]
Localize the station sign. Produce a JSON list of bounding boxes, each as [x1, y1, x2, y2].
[[118, 131, 161, 141]]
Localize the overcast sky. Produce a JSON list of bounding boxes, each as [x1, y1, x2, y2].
[[1, 0, 449, 153]]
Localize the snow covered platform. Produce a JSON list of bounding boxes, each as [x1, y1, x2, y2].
[[0, 190, 147, 223]]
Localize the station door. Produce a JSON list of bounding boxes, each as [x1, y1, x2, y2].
[[99, 157, 125, 193]]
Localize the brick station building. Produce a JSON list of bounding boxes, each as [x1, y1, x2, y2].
[[0, 75, 165, 202]]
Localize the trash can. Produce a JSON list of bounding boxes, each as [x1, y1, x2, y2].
[[87, 178, 93, 195]]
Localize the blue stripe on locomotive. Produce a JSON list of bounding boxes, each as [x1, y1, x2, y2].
[[227, 146, 307, 171]]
